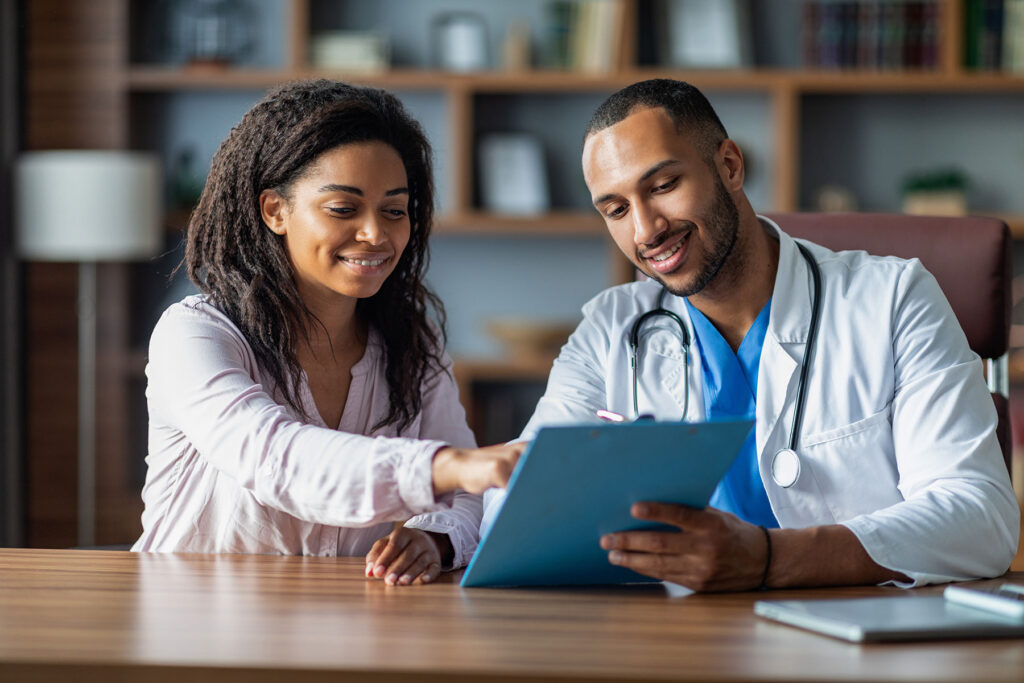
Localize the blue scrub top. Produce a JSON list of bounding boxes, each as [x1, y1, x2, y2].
[[685, 299, 778, 528]]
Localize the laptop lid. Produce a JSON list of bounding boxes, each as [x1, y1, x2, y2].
[[754, 596, 1024, 643]]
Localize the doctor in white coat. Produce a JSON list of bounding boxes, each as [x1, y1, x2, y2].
[[482, 79, 1018, 591]]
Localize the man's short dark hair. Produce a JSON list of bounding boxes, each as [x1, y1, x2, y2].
[[585, 79, 729, 162]]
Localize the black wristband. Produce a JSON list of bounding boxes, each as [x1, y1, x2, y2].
[[758, 525, 772, 590]]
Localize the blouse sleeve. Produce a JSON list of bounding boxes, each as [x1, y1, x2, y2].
[[402, 352, 484, 569], [146, 301, 454, 528]]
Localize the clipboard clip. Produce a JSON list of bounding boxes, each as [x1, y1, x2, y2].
[[596, 409, 655, 423]]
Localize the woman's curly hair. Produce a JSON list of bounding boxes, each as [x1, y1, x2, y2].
[[185, 79, 445, 433]]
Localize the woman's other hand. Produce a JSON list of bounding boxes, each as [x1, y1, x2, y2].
[[431, 442, 526, 495], [365, 527, 451, 586]]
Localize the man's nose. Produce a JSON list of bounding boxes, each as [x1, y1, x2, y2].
[[632, 202, 667, 247]]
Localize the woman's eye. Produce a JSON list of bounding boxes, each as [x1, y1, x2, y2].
[[328, 206, 355, 216], [384, 208, 408, 218]]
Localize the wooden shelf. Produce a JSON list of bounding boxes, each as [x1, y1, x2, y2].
[[436, 211, 606, 236], [787, 70, 1024, 93], [126, 65, 1024, 94], [453, 356, 557, 382], [436, 211, 1024, 240]]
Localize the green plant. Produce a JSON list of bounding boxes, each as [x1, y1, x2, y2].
[[901, 168, 968, 194]]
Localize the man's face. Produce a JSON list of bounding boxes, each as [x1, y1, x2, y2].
[[582, 107, 739, 297]]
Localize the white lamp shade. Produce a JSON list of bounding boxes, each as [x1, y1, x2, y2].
[[15, 150, 163, 261]]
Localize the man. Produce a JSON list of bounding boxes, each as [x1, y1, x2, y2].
[[483, 79, 1018, 591]]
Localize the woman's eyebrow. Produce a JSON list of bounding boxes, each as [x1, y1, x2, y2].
[[319, 183, 362, 195], [317, 184, 409, 196]]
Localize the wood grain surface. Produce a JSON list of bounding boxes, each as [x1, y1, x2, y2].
[[0, 549, 1021, 682]]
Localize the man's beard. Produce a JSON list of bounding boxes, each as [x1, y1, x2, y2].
[[646, 174, 740, 298]]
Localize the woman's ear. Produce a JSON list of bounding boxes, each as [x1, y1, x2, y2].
[[259, 188, 288, 235]]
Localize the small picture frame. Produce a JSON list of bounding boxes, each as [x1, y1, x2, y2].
[[477, 134, 550, 216], [660, 0, 753, 69]]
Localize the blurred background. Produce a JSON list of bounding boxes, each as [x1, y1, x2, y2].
[[1, 0, 1023, 549]]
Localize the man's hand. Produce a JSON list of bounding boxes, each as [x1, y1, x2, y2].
[[599, 503, 768, 592], [365, 527, 451, 586]]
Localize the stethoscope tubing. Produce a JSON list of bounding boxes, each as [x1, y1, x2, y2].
[[788, 242, 822, 453], [629, 243, 822, 457]]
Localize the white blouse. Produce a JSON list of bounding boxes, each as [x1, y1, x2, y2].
[[132, 295, 481, 568]]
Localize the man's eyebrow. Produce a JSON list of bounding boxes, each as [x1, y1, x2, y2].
[[591, 159, 681, 207], [639, 159, 681, 182]]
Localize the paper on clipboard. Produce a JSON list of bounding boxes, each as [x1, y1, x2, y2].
[[461, 418, 754, 588]]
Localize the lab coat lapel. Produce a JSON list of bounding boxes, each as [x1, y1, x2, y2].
[[756, 221, 815, 458]]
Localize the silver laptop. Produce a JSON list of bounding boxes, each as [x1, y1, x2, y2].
[[754, 595, 1024, 643]]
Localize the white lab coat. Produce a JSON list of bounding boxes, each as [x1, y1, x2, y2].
[[484, 218, 1018, 586]]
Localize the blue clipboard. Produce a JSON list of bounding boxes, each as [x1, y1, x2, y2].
[[461, 418, 754, 587]]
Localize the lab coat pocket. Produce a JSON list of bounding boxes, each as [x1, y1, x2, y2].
[[800, 405, 899, 522]]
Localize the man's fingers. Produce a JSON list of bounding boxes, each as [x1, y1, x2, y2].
[[601, 529, 685, 554], [606, 548, 680, 582], [630, 501, 703, 528]]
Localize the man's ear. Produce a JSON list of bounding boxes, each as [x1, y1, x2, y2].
[[716, 139, 745, 191], [259, 188, 288, 235]]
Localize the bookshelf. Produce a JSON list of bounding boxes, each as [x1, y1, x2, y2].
[[20, 0, 1024, 545], [123, 1, 1024, 240]]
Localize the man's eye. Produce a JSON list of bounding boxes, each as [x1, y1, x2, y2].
[[653, 178, 677, 192], [606, 204, 627, 219]]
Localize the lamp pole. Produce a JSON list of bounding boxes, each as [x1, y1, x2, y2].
[[77, 262, 97, 547]]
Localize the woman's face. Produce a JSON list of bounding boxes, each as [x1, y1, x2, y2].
[[260, 141, 412, 308]]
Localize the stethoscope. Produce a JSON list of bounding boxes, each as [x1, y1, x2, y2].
[[628, 243, 822, 488]]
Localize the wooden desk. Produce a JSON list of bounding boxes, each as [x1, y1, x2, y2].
[[1, 549, 1021, 682]]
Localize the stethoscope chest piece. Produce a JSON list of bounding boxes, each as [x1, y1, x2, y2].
[[771, 448, 801, 488]]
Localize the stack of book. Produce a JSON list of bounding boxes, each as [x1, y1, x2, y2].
[[546, 0, 628, 72], [964, 0, 1024, 71], [801, 1, 941, 70]]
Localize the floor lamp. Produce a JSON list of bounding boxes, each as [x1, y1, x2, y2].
[[15, 151, 162, 547]]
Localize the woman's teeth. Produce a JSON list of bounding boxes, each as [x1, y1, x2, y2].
[[342, 256, 387, 267]]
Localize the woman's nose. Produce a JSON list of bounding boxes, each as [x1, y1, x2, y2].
[[356, 214, 387, 245]]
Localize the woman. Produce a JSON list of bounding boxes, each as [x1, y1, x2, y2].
[[132, 80, 522, 586]]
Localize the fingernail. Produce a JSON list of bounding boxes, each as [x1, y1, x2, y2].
[[365, 563, 373, 577], [386, 573, 398, 585], [399, 574, 413, 585], [609, 551, 623, 565], [633, 503, 648, 516], [373, 565, 386, 578]]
